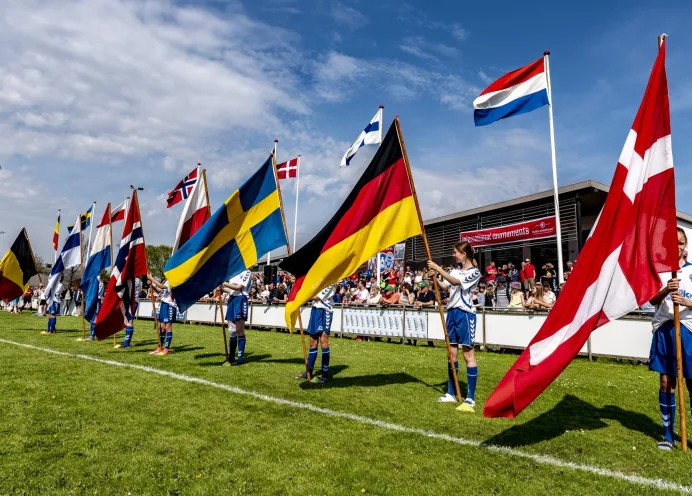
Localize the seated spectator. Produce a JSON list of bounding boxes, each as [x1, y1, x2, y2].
[[414, 282, 435, 308], [495, 279, 510, 309], [508, 282, 526, 309], [483, 282, 496, 308], [524, 286, 552, 310], [355, 282, 369, 304], [367, 286, 382, 305], [381, 285, 400, 305], [472, 288, 482, 309], [399, 283, 413, 305], [475, 283, 486, 308], [404, 268, 413, 285], [542, 282, 556, 306]]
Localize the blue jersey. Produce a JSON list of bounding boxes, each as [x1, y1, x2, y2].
[[447, 267, 481, 313]]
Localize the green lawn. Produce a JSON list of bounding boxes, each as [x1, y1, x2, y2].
[[0, 312, 690, 495]]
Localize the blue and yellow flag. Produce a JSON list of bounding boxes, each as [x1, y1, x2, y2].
[[68, 205, 93, 233], [164, 156, 287, 312]]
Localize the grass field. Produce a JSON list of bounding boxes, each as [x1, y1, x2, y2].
[[1, 312, 692, 495]]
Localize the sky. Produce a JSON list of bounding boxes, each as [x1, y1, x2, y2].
[[1, 0, 692, 262]]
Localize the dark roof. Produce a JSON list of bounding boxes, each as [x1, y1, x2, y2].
[[424, 180, 692, 225]]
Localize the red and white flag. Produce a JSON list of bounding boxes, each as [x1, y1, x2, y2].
[[167, 166, 200, 208], [484, 40, 679, 418], [276, 157, 299, 179], [172, 166, 211, 253], [98, 199, 127, 227]]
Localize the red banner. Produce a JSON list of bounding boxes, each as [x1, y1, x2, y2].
[[460, 216, 557, 247]]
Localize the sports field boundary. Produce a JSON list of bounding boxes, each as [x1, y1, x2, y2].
[[1, 337, 689, 494]]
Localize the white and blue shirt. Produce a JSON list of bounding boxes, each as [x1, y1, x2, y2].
[[652, 262, 692, 332], [229, 270, 252, 297], [313, 285, 336, 313], [97, 281, 105, 301], [447, 267, 481, 313], [160, 281, 177, 309], [134, 278, 142, 302]]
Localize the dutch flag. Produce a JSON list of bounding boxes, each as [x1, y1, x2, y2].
[[473, 56, 549, 127]]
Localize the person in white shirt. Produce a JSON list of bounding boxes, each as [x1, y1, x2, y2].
[[542, 283, 556, 307], [649, 227, 692, 451], [366, 287, 382, 305], [41, 279, 64, 335], [355, 283, 369, 304], [427, 241, 481, 412], [221, 270, 252, 366], [147, 273, 177, 356], [296, 285, 335, 384]]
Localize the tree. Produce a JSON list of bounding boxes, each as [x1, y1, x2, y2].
[[146, 244, 173, 281]]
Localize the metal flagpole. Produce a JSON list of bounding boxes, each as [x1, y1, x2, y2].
[[271, 147, 311, 380], [377, 252, 381, 287], [293, 155, 300, 250], [87, 202, 96, 256], [267, 139, 278, 267], [395, 116, 463, 402], [544, 51, 565, 285]]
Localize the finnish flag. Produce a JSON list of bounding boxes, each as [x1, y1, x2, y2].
[[340, 107, 383, 167]]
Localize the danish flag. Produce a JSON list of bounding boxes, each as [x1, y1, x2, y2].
[[484, 39, 679, 418], [167, 166, 200, 208], [276, 157, 299, 179]]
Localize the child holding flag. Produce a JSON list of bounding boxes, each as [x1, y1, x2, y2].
[[427, 241, 481, 412], [41, 278, 64, 335], [221, 270, 252, 366], [295, 284, 336, 384], [648, 227, 692, 450], [85, 274, 106, 341], [147, 273, 177, 356]]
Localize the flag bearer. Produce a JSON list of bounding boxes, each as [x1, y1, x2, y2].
[[117, 276, 143, 349], [427, 241, 481, 412], [85, 274, 106, 341], [147, 273, 177, 356], [42, 278, 64, 335], [295, 284, 336, 384], [221, 270, 252, 366], [649, 227, 692, 450]]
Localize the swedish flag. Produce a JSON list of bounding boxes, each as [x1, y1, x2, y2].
[[164, 156, 287, 312]]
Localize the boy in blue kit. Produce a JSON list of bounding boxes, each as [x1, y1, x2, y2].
[[221, 270, 252, 366], [295, 285, 336, 384]]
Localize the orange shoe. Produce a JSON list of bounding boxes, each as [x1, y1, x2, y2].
[[159, 348, 169, 356], [150, 348, 162, 355]]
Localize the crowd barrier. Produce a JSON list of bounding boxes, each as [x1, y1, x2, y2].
[[128, 300, 654, 362]]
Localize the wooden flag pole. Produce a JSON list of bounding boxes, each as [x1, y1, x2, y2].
[[103, 202, 118, 347], [79, 226, 86, 341], [272, 147, 310, 380], [201, 166, 229, 361], [395, 116, 463, 402], [656, 32, 686, 452]]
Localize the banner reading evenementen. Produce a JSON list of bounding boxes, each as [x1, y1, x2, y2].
[[460, 216, 556, 247]]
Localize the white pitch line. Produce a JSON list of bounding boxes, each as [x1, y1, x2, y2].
[[1, 337, 689, 494]]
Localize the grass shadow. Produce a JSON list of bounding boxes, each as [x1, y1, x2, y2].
[[483, 394, 661, 448], [301, 370, 422, 390]]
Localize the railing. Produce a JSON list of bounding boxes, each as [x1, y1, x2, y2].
[[128, 300, 655, 362]]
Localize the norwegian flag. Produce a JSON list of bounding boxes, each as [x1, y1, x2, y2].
[[484, 40, 678, 418], [172, 166, 211, 253], [167, 166, 200, 208], [94, 191, 148, 340], [276, 157, 299, 179]]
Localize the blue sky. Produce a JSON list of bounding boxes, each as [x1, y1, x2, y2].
[[1, 0, 691, 261]]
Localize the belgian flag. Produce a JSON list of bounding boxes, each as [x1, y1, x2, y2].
[[280, 118, 422, 329], [0, 229, 39, 301]]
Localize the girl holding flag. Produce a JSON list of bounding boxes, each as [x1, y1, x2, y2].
[[648, 227, 692, 451], [427, 241, 481, 412], [147, 273, 177, 356], [221, 270, 252, 366]]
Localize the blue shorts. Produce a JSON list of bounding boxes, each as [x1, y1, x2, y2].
[[649, 321, 692, 379], [446, 308, 476, 347], [158, 302, 177, 324], [48, 302, 61, 315], [307, 308, 332, 337], [226, 296, 248, 322]]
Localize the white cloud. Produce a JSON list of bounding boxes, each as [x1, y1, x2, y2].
[[451, 24, 469, 41], [399, 36, 460, 64], [329, 1, 368, 30], [478, 70, 493, 84]]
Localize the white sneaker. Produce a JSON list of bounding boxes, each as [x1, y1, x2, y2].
[[437, 393, 458, 403]]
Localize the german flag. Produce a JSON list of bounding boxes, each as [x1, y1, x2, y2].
[[280, 118, 421, 329], [0, 229, 39, 301], [52, 211, 60, 251]]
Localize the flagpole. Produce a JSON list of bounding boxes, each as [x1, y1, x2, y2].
[[544, 51, 565, 285], [87, 201, 96, 256], [293, 155, 300, 250], [267, 140, 278, 267], [375, 105, 385, 288], [103, 203, 118, 347], [395, 116, 463, 402], [24, 228, 43, 285], [655, 33, 686, 453], [272, 147, 310, 380], [201, 166, 229, 361], [79, 226, 86, 341], [54, 209, 60, 263]]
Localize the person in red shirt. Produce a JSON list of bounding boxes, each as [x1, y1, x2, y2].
[[523, 258, 536, 291], [485, 261, 498, 283]]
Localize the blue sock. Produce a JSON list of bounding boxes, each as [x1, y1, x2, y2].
[[447, 361, 459, 396], [164, 331, 172, 349], [467, 366, 478, 401], [47, 317, 53, 332], [307, 347, 318, 375], [660, 389, 676, 442], [51, 317, 57, 332], [89, 322, 96, 338], [159, 331, 166, 348], [123, 326, 134, 347], [321, 348, 330, 379], [237, 335, 246, 361], [229, 335, 238, 360]]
